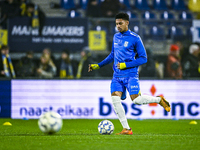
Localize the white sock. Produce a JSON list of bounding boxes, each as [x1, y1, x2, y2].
[[112, 96, 130, 129], [133, 95, 161, 105]]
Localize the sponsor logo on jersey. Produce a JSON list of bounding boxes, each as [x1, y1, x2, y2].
[[131, 85, 138, 89], [124, 41, 128, 47]]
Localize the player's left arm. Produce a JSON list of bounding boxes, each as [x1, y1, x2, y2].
[[118, 36, 147, 70]]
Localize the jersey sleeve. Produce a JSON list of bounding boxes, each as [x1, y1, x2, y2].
[[98, 42, 114, 68], [125, 36, 147, 68]]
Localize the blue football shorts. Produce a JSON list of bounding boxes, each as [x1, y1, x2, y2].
[[110, 76, 140, 100]]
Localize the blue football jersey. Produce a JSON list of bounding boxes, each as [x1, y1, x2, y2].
[[98, 30, 147, 77]]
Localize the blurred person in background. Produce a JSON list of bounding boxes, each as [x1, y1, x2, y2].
[[175, 41, 187, 60], [100, 0, 122, 18], [182, 44, 200, 78], [36, 54, 56, 78], [0, 45, 16, 78], [23, 2, 45, 35], [175, 41, 190, 67], [42, 48, 57, 75], [0, 0, 20, 29], [16, 51, 36, 77], [18, 0, 30, 16], [139, 48, 156, 78], [56, 49, 74, 79], [76, 47, 95, 78], [42, 48, 56, 64], [166, 44, 182, 79], [86, 0, 100, 17]]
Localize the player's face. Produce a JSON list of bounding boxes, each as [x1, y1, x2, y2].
[[116, 19, 129, 33]]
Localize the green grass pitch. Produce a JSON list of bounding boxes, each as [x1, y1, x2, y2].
[[0, 119, 199, 150]]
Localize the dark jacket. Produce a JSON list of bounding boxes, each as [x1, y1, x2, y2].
[[86, 0, 100, 17], [0, 1, 20, 28], [16, 56, 36, 77], [100, 0, 120, 18], [0, 54, 5, 77], [56, 58, 74, 78], [139, 49, 156, 77], [182, 54, 200, 78]]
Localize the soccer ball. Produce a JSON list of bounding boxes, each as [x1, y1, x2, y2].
[[38, 111, 63, 134], [98, 120, 114, 135]]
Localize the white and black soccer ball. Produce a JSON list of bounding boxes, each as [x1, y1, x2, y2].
[[38, 111, 63, 134], [98, 120, 114, 135]]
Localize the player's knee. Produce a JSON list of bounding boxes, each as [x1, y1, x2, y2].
[[130, 94, 139, 101], [111, 91, 122, 97]]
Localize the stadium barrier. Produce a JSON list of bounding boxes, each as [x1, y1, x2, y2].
[[1, 79, 200, 119]]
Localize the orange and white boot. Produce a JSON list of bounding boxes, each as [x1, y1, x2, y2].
[[115, 128, 133, 135], [158, 96, 171, 112]]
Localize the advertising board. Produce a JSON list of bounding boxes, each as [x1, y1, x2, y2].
[[11, 80, 200, 119], [0, 80, 11, 118], [8, 17, 88, 52]]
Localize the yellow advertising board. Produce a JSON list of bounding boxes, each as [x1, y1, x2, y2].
[[0, 29, 8, 48], [89, 30, 106, 50]]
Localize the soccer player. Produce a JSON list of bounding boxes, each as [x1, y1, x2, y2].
[[88, 12, 171, 135]]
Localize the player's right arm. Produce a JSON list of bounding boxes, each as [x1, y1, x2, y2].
[[88, 42, 114, 72]]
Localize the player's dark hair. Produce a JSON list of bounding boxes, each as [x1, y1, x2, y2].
[[115, 12, 129, 21]]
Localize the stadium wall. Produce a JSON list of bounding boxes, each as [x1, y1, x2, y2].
[[0, 79, 200, 119]]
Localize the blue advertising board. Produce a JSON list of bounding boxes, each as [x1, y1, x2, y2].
[[0, 80, 11, 118], [8, 17, 88, 52]]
